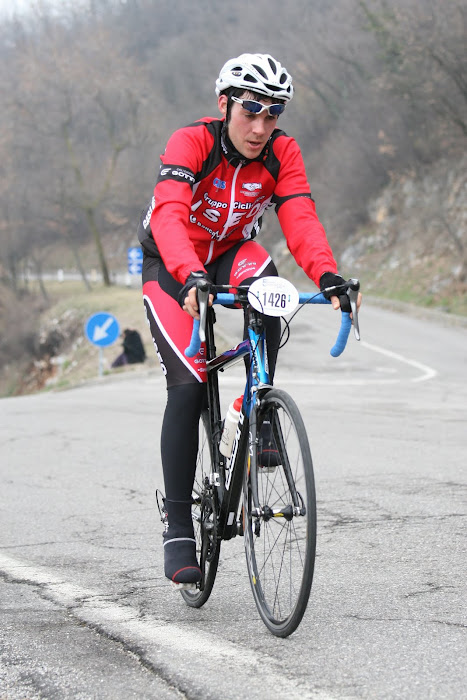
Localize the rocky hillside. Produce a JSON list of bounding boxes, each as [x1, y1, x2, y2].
[[339, 155, 467, 314]]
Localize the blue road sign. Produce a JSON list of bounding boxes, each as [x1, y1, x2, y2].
[[128, 246, 143, 275], [85, 312, 120, 347]]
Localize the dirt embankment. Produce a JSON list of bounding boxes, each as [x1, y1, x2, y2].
[[0, 285, 156, 398]]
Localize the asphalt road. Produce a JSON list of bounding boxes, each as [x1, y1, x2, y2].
[[1, 302, 466, 699]]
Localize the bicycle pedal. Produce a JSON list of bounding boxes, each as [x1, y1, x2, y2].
[[170, 581, 198, 591]]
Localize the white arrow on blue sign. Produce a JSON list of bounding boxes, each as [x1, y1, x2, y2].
[[85, 312, 120, 347], [128, 247, 143, 262], [127, 247, 143, 274], [128, 262, 142, 275]]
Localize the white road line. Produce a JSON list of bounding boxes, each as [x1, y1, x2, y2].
[[360, 340, 438, 382], [0, 552, 338, 700]]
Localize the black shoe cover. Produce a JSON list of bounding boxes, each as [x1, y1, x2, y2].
[[163, 536, 201, 584]]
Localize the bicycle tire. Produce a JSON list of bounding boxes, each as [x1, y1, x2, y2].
[[181, 409, 220, 607], [243, 388, 316, 637]]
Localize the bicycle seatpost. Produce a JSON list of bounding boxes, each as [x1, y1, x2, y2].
[[197, 280, 210, 344], [346, 278, 361, 341]]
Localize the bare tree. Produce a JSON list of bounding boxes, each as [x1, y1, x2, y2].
[[358, 0, 467, 156], [1, 3, 152, 286]]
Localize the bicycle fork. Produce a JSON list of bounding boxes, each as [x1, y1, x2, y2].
[[247, 396, 307, 532]]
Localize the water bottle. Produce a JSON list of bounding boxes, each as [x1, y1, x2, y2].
[[219, 395, 243, 457]]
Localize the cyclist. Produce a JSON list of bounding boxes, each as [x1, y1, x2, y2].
[[137, 53, 362, 586]]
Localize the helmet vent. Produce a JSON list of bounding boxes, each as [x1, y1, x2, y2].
[[252, 64, 268, 79], [244, 74, 258, 83], [268, 57, 277, 72]]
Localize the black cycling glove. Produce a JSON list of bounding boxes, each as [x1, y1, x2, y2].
[[319, 272, 351, 312], [178, 271, 214, 309]]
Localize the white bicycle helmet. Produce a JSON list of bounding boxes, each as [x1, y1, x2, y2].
[[215, 53, 294, 102]]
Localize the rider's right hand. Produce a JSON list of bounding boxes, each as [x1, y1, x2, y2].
[[178, 271, 215, 319]]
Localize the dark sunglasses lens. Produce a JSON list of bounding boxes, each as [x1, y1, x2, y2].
[[269, 104, 285, 115], [242, 100, 263, 114]]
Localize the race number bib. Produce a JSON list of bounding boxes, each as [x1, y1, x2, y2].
[[248, 277, 299, 317]]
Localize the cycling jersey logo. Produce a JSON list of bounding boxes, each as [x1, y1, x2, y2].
[[225, 411, 245, 489], [213, 177, 226, 189], [204, 193, 227, 209], [158, 165, 195, 185], [241, 182, 262, 197], [143, 299, 167, 376], [142, 196, 155, 229]]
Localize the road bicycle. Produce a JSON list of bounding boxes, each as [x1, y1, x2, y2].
[[178, 276, 360, 637]]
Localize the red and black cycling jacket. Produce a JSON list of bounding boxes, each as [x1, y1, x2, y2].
[[138, 117, 337, 286]]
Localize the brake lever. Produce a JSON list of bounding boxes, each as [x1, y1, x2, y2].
[[346, 278, 361, 341], [197, 280, 210, 344]]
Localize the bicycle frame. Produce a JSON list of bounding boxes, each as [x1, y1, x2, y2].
[[193, 286, 358, 542]]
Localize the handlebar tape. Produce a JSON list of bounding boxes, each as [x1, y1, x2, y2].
[[302, 293, 352, 357], [185, 318, 201, 358], [184, 293, 234, 357], [330, 312, 352, 357]]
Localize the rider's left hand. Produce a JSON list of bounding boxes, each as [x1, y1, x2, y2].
[[319, 272, 362, 315]]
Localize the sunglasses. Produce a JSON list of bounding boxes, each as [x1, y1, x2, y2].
[[231, 96, 286, 116]]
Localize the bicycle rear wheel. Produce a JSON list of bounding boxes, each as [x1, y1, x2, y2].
[[181, 409, 220, 607], [243, 389, 316, 636]]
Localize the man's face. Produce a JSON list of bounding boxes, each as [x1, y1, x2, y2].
[[218, 92, 281, 160]]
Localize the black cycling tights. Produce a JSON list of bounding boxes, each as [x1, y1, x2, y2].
[[161, 315, 280, 503], [161, 383, 207, 502]]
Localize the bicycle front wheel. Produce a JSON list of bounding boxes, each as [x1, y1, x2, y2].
[[181, 409, 220, 608], [243, 389, 316, 637]]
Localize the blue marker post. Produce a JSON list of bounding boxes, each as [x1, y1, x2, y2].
[[127, 247, 143, 275], [84, 312, 120, 377]]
